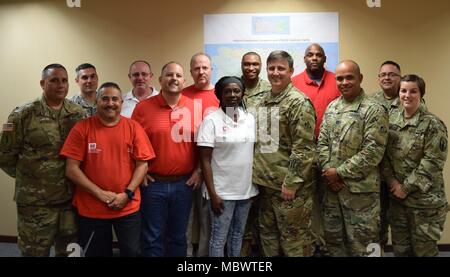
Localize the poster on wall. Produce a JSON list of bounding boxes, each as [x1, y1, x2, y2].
[[204, 13, 339, 83]]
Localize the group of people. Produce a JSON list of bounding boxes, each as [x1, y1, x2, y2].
[[0, 43, 448, 257]]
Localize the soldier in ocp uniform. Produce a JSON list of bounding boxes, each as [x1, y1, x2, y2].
[[241, 51, 271, 109], [382, 74, 449, 257], [318, 60, 388, 256], [0, 64, 86, 256], [240, 51, 271, 257], [371, 60, 402, 253], [253, 50, 316, 257]]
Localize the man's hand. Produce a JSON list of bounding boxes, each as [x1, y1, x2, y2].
[[281, 185, 296, 201], [186, 169, 202, 189], [389, 179, 407, 199], [322, 168, 345, 192], [108, 192, 129, 210], [96, 190, 117, 205], [142, 174, 155, 187]]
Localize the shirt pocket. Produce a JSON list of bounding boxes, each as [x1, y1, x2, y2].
[[406, 131, 425, 162], [338, 118, 363, 159], [24, 127, 52, 148]]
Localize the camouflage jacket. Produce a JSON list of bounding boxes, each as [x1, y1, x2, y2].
[[252, 83, 316, 193], [69, 93, 97, 117], [0, 96, 86, 206], [381, 105, 448, 208], [371, 91, 399, 112], [243, 78, 271, 109], [318, 90, 388, 193]]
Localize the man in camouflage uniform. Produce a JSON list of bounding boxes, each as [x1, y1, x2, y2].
[[241, 52, 271, 109], [253, 50, 316, 257], [0, 64, 86, 256], [382, 74, 449, 256], [69, 63, 99, 117], [318, 60, 388, 256], [240, 51, 271, 257], [372, 61, 402, 111], [371, 60, 402, 252]]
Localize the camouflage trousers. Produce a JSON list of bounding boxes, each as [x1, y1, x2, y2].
[[311, 168, 326, 255], [258, 187, 315, 257], [379, 181, 390, 250], [323, 187, 380, 257], [17, 203, 77, 257], [389, 200, 449, 257]]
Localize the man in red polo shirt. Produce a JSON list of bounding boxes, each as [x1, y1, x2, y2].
[[292, 43, 340, 256], [292, 43, 340, 139], [132, 62, 202, 257], [182, 53, 220, 257], [61, 82, 155, 257]]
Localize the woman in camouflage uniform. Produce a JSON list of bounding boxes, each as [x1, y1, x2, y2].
[[382, 74, 449, 257]]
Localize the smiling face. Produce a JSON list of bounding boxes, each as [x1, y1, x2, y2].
[[96, 87, 123, 122], [241, 53, 262, 82], [267, 59, 293, 94], [159, 63, 185, 95], [378, 63, 401, 96], [221, 83, 243, 108], [335, 61, 363, 101], [128, 61, 153, 91], [399, 81, 422, 116], [40, 67, 69, 104]]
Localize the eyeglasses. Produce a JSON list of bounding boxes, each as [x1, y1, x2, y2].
[[130, 72, 152, 78], [378, 72, 400, 78]]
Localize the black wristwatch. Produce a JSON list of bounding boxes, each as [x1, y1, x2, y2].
[[124, 189, 134, 201]]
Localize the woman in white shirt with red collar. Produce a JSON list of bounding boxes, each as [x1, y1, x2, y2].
[[197, 76, 258, 257]]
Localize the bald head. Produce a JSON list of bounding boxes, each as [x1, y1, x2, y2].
[[303, 43, 326, 76], [335, 60, 363, 101], [337, 60, 361, 75], [304, 43, 325, 56]]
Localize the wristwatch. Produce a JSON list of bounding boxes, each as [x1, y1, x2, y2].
[[124, 189, 134, 201]]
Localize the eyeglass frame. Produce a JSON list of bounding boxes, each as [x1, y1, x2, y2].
[[378, 72, 400, 78]]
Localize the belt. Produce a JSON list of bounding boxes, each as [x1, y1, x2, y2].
[[151, 174, 187, 182]]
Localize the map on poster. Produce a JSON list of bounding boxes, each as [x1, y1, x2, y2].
[[204, 13, 339, 83]]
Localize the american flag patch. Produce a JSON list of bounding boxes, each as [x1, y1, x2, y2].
[[2, 123, 13, 132]]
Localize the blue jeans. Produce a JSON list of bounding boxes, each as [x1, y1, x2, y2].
[[209, 199, 252, 257], [140, 176, 193, 257]]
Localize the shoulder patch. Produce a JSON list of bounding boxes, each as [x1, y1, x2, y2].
[[2, 123, 13, 132]]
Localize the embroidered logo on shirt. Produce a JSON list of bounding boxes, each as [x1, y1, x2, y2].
[[88, 143, 102, 154]]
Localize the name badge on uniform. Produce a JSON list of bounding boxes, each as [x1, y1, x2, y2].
[[88, 143, 102, 154], [2, 123, 13, 132]]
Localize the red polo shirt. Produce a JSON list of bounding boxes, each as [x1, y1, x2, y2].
[[181, 84, 219, 119], [292, 70, 341, 138], [132, 93, 197, 176]]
